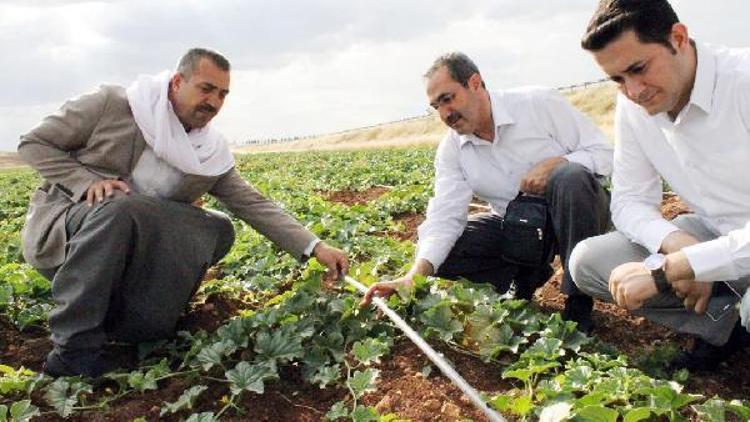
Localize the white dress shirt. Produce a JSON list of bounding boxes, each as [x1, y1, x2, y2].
[[611, 42, 750, 282], [416, 87, 613, 271]]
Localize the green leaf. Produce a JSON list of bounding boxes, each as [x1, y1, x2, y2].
[[623, 407, 652, 422], [195, 340, 236, 371], [509, 395, 533, 416], [489, 394, 513, 412], [311, 365, 341, 388], [539, 401, 572, 422], [126, 360, 170, 393], [325, 401, 349, 420], [351, 405, 379, 422], [352, 338, 389, 366], [349, 369, 379, 399], [160, 385, 208, 416], [692, 398, 726, 422], [225, 361, 278, 396], [727, 399, 750, 420], [8, 400, 39, 422], [254, 327, 304, 363], [184, 412, 220, 422], [575, 405, 619, 422], [419, 303, 464, 342], [43, 378, 93, 418]]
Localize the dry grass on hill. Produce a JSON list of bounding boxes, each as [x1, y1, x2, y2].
[[234, 83, 618, 154]]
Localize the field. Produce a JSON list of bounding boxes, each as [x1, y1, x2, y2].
[[1, 147, 750, 422]]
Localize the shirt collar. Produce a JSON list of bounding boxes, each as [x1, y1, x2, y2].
[[459, 90, 515, 146], [688, 42, 717, 114]]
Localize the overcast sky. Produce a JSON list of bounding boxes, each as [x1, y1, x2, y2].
[[1, 1, 747, 152]]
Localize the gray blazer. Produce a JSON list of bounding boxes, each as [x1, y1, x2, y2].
[[19, 85, 317, 269]]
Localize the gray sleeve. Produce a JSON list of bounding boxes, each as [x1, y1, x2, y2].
[[18, 86, 112, 201], [209, 168, 318, 261]]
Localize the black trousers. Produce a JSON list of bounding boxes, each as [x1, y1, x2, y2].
[[39, 194, 235, 351], [435, 162, 610, 298]]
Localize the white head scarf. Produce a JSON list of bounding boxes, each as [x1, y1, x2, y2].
[[126, 71, 234, 177]]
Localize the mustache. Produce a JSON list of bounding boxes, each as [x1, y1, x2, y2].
[[196, 104, 217, 114], [446, 112, 462, 125]]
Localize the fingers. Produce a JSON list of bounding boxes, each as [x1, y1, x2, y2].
[[694, 294, 709, 315], [86, 180, 131, 206], [338, 255, 350, 277]]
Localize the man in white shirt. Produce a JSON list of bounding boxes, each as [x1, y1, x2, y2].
[[570, 0, 750, 370], [363, 53, 613, 332]]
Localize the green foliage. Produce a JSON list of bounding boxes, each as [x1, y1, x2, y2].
[[0, 151, 745, 420], [43, 378, 93, 418], [160, 385, 208, 417]]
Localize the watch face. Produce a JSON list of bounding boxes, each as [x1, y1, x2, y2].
[[644, 253, 667, 271]]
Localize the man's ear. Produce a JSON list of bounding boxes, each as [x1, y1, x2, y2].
[[670, 23, 690, 52], [170, 73, 184, 92], [468, 73, 483, 91]]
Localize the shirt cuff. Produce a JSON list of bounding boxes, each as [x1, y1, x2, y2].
[[639, 219, 681, 253], [303, 238, 322, 260], [682, 237, 739, 282], [415, 238, 450, 272]]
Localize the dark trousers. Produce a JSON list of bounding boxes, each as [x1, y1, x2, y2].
[[436, 162, 610, 298], [39, 194, 235, 351]]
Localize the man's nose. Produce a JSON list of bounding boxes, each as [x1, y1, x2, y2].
[[624, 77, 646, 100]]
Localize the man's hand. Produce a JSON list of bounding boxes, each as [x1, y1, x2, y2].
[[609, 261, 659, 310], [361, 276, 414, 307], [86, 179, 130, 206], [313, 242, 349, 286], [520, 157, 567, 195], [671, 278, 712, 314]]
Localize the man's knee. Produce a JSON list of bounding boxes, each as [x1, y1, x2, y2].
[[547, 162, 593, 194], [207, 210, 235, 264], [568, 239, 595, 294], [569, 236, 608, 296]]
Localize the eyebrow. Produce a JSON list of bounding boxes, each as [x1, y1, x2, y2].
[[623, 60, 645, 74], [200, 82, 230, 95], [430, 92, 452, 107]]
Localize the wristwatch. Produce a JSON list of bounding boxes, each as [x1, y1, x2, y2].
[[644, 253, 671, 293]]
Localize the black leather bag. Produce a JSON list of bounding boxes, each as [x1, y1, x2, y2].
[[501, 192, 555, 267]]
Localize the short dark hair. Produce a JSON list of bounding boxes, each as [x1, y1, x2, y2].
[[176, 48, 231, 79], [424, 52, 485, 88], [581, 0, 680, 52]]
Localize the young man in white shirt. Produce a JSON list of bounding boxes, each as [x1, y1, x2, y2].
[[363, 53, 613, 333], [570, 0, 750, 370]]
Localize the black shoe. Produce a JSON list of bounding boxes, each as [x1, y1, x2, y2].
[[44, 348, 117, 378], [562, 295, 594, 334], [671, 324, 750, 371]]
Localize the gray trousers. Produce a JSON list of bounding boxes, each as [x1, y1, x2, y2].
[[570, 214, 748, 346], [436, 162, 611, 297], [39, 194, 235, 351]]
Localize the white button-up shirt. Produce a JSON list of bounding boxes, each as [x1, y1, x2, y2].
[[417, 87, 613, 270], [611, 42, 750, 282]]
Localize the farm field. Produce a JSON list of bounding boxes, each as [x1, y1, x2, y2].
[[2, 149, 750, 421]]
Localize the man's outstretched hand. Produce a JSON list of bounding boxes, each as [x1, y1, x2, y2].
[[313, 242, 349, 286]]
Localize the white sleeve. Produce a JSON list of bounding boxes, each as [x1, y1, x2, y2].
[[415, 134, 474, 271], [682, 73, 750, 281], [610, 96, 679, 253], [533, 88, 613, 177]]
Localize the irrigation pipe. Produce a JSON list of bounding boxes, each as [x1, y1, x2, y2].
[[343, 275, 506, 422]]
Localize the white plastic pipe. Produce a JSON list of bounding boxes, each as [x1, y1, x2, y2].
[[344, 275, 506, 422]]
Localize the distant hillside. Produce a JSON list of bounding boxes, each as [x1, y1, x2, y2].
[[234, 83, 617, 154], [0, 152, 26, 169]]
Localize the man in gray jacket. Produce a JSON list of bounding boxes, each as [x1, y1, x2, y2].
[[19, 47, 348, 377]]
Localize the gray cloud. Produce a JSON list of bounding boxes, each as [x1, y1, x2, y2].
[[1, 0, 748, 151]]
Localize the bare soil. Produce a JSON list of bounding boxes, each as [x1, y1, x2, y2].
[[2, 191, 748, 421]]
